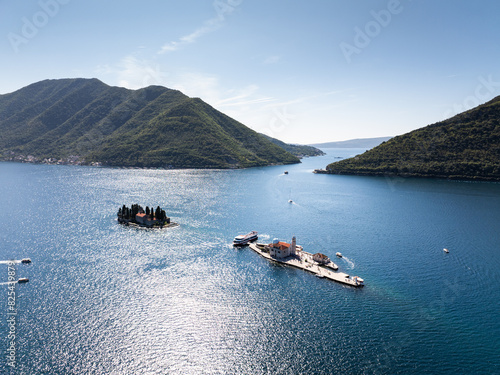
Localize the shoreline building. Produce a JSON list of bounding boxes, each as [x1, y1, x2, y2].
[[267, 237, 297, 259]]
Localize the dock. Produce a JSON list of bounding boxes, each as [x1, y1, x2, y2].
[[248, 243, 364, 287]]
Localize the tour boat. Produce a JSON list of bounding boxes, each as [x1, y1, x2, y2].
[[17, 278, 29, 283], [21, 258, 31, 264], [336, 252, 342, 258], [233, 231, 258, 246]]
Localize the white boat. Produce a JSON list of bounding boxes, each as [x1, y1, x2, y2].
[[325, 262, 338, 271], [21, 258, 31, 264], [443, 248, 449, 253], [352, 276, 364, 286], [336, 252, 342, 258], [288, 199, 293, 204], [233, 231, 258, 246]]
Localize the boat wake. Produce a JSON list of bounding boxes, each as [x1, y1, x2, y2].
[[342, 256, 355, 269]]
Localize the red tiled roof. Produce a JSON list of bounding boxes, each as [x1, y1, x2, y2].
[[269, 241, 291, 250]]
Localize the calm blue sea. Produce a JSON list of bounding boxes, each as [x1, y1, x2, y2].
[[0, 149, 499, 374]]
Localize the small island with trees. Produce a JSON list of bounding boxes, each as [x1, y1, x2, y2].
[[117, 204, 178, 228]]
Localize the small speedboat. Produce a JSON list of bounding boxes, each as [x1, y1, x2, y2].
[[443, 248, 449, 253], [288, 199, 293, 204], [336, 252, 342, 258], [352, 276, 364, 286], [21, 258, 31, 264], [325, 262, 338, 271], [17, 278, 29, 283], [284, 171, 288, 175], [233, 231, 258, 246]]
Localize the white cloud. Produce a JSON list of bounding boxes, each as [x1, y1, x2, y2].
[[113, 56, 169, 89], [158, 17, 222, 54]]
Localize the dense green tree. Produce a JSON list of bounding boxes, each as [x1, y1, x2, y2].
[[326, 96, 500, 181]]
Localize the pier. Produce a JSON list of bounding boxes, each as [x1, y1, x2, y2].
[[248, 242, 364, 287]]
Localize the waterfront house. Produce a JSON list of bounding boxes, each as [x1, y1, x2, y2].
[[313, 253, 330, 265], [135, 213, 158, 227], [135, 213, 147, 225], [267, 237, 298, 259]]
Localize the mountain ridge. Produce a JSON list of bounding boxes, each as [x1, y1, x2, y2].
[[325, 96, 500, 181], [0, 78, 303, 168], [311, 136, 392, 149]]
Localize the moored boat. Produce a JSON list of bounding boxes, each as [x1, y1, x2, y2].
[[233, 231, 258, 246], [325, 262, 339, 271]]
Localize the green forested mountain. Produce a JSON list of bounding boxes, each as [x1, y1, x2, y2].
[[326, 96, 500, 181], [261, 134, 325, 157], [0, 78, 300, 168]]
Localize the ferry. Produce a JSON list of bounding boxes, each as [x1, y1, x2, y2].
[[17, 278, 29, 283], [233, 231, 258, 246], [21, 258, 32, 264]]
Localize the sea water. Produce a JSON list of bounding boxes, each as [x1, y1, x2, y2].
[[0, 149, 499, 374]]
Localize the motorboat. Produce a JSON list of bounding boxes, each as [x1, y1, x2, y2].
[[288, 199, 293, 204], [336, 252, 342, 258], [17, 278, 29, 283], [21, 258, 31, 264], [443, 248, 449, 253], [284, 171, 288, 175], [233, 231, 258, 246], [325, 262, 338, 271], [352, 276, 364, 286]]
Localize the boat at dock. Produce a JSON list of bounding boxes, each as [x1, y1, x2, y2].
[[248, 238, 364, 287], [233, 231, 258, 246], [325, 262, 339, 271]]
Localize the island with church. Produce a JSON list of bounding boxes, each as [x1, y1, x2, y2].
[[117, 204, 178, 228], [248, 237, 365, 287]]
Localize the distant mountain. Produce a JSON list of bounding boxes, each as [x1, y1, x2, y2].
[[311, 136, 392, 149], [0, 78, 300, 168], [261, 134, 325, 157], [325, 96, 500, 181]]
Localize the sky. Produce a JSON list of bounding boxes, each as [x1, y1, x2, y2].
[[1, 0, 500, 144]]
